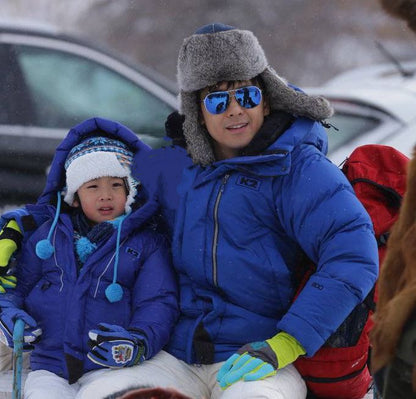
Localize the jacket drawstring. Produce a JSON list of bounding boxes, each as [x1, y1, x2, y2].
[[36, 191, 126, 303], [105, 213, 128, 303], [36, 192, 62, 260]]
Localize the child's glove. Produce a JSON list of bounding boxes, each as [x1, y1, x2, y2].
[[0, 220, 22, 269], [217, 332, 306, 389], [0, 220, 22, 293], [0, 275, 17, 293], [0, 306, 42, 351], [87, 323, 147, 368]]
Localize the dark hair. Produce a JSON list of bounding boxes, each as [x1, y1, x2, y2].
[[203, 75, 265, 94]]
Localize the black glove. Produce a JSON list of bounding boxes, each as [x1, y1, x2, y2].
[[165, 111, 186, 148]]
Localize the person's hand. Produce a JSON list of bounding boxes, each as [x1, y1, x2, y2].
[[0, 220, 22, 269], [87, 323, 147, 368], [217, 342, 278, 389], [165, 111, 186, 147], [0, 220, 22, 293], [0, 306, 42, 351], [0, 275, 17, 293], [217, 332, 305, 389]]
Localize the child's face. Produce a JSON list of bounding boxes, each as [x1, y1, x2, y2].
[[200, 80, 270, 160], [73, 176, 127, 224]]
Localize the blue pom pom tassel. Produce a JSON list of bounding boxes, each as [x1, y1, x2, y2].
[[36, 239, 54, 260], [105, 283, 123, 303], [35, 192, 62, 260], [76, 237, 96, 264]]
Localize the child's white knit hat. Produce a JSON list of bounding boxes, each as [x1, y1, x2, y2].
[[64, 136, 137, 213]]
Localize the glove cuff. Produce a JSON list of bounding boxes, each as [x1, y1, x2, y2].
[[0, 220, 23, 270], [266, 332, 306, 369], [129, 330, 149, 359], [3, 220, 22, 233], [1, 220, 23, 243]]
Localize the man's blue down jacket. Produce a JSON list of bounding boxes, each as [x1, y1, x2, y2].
[[0, 118, 179, 379], [134, 117, 379, 364]]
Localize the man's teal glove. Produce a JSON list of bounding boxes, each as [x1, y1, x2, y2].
[[217, 332, 306, 389]]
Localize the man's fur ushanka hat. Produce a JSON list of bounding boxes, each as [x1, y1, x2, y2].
[[177, 23, 334, 166]]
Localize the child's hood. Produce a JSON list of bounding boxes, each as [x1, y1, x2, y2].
[[27, 118, 161, 305], [37, 117, 151, 206]]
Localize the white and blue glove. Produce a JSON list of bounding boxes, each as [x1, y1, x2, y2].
[[0, 306, 42, 351], [87, 323, 147, 368]]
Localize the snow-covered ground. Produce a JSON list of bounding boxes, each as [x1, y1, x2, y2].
[[0, 370, 376, 398]]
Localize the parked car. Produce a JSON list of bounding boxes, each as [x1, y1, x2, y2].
[[0, 23, 178, 205], [305, 59, 416, 165]]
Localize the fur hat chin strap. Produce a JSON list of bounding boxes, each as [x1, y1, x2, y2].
[[177, 24, 333, 166]]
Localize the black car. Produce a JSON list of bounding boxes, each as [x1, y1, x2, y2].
[[0, 24, 178, 205]]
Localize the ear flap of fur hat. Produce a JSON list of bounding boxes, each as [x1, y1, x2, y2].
[[260, 67, 333, 120], [177, 24, 333, 166], [180, 90, 216, 166]]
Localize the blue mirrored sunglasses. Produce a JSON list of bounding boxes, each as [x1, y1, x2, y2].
[[202, 85, 263, 115]]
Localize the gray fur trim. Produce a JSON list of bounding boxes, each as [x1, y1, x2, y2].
[[180, 90, 216, 165], [260, 67, 333, 120], [177, 29, 268, 92], [177, 28, 334, 166]]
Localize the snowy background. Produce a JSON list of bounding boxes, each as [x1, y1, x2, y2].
[[2, 0, 416, 87], [1, 0, 416, 211]]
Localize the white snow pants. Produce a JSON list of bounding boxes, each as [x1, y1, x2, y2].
[[23, 350, 307, 399]]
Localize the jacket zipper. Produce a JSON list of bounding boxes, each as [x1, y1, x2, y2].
[[212, 174, 230, 287]]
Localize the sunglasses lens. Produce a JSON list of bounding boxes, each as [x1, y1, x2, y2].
[[235, 86, 262, 109], [203, 86, 262, 115], [204, 92, 229, 114]]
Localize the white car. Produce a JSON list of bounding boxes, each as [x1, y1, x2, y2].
[[305, 60, 416, 165]]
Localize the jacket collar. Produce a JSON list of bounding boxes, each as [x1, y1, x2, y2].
[[191, 117, 326, 187]]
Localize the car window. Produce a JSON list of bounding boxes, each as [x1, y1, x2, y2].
[[0, 43, 36, 125], [11, 44, 174, 138], [325, 112, 380, 152]]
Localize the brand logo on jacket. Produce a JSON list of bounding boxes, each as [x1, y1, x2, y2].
[[236, 175, 261, 191], [126, 247, 141, 258]]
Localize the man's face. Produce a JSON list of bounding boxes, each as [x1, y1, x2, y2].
[[200, 80, 270, 160]]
